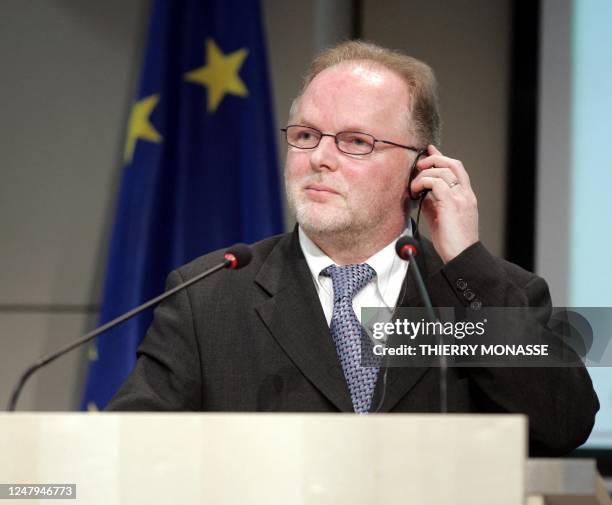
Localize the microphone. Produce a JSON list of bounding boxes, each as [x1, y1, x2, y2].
[[395, 236, 447, 413], [395, 237, 436, 321], [7, 244, 252, 412], [223, 243, 252, 270]]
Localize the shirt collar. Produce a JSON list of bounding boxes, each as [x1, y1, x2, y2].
[[298, 227, 334, 290], [298, 224, 412, 307]]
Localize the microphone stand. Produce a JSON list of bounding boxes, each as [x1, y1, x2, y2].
[[8, 245, 251, 412], [396, 237, 447, 413]]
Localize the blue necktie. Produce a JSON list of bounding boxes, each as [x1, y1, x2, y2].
[[322, 264, 379, 413]]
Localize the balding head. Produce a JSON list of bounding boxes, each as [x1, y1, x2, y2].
[[290, 40, 440, 147]]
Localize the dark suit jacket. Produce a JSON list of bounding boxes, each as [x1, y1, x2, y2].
[[108, 229, 599, 456]]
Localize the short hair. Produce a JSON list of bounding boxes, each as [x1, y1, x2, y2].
[[291, 40, 441, 146]]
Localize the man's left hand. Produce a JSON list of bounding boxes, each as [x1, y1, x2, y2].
[[410, 144, 479, 263]]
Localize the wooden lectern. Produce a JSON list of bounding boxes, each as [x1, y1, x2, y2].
[[0, 413, 608, 504]]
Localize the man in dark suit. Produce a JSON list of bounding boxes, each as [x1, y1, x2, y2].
[[108, 41, 598, 455]]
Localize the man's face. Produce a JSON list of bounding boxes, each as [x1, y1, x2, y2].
[[285, 62, 418, 242]]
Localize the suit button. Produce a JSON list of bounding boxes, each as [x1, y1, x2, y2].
[[470, 299, 482, 310], [456, 278, 468, 291], [463, 289, 475, 301]]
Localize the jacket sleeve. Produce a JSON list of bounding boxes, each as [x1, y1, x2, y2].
[[106, 269, 203, 411], [425, 241, 599, 456]]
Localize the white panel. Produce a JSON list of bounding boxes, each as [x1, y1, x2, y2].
[[569, 0, 612, 449], [539, 0, 612, 449], [0, 413, 526, 505]]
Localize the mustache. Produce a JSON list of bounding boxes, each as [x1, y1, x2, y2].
[[293, 176, 346, 195]]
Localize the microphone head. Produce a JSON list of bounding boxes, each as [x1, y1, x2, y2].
[[223, 243, 253, 270], [395, 236, 419, 260]]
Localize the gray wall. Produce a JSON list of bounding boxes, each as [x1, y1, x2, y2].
[[0, 0, 150, 410], [362, 0, 511, 253], [0, 0, 511, 410]]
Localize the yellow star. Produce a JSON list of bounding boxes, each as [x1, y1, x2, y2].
[[184, 38, 249, 113], [124, 94, 162, 164], [87, 344, 98, 362]]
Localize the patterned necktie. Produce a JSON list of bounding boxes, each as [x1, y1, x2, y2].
[[322, 264, 379, 414]]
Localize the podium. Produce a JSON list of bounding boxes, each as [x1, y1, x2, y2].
[[0, 413, 607, 504]]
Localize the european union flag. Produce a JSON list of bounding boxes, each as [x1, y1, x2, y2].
[[81, 0, 283, 410]]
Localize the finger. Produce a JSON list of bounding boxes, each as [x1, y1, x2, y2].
[[417, 144, 441, 167], [416, 154, 470, 187], [428, 144, 442, 156], [411, 176, 454, 201], [413, 167, 459, 188]]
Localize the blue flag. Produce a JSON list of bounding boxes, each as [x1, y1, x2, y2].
[[81, 0, 284, 410]]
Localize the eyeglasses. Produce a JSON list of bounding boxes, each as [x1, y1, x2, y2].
[[281, 125, 421, 156]]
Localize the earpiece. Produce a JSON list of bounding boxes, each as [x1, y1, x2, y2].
[[408, 148, 429, 200]]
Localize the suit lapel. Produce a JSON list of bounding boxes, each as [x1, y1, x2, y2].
[[253, 227, 449, 413], [254, 230, 353, 412]]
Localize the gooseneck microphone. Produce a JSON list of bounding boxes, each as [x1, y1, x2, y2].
[[7, 244, 252, 412], [395, 237, 436, 323], [394, 236, 447, 413]]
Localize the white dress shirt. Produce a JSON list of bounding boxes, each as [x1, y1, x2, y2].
[[299, 226, 411, 326]]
